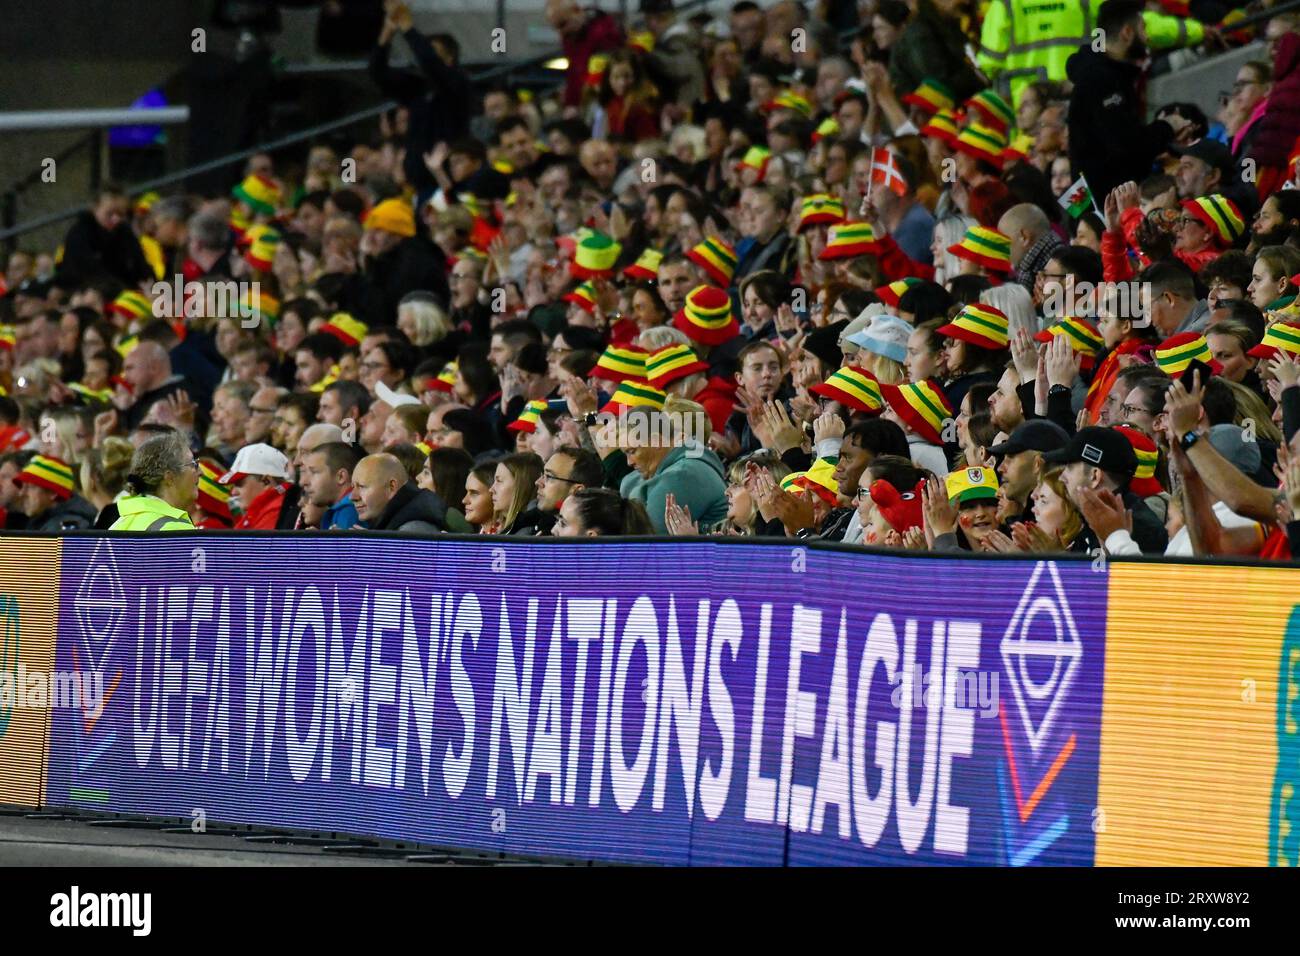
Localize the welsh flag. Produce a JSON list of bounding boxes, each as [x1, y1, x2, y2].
[[1059, 175, 1095, 219], [870, 147, 908, 197]]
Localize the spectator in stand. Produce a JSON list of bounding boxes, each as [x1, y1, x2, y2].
[[222, 443, 297, 530], [299, 440, 362, 530], [352, 452, 447, 533]]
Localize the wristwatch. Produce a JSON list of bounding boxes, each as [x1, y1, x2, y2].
[[1179, 430, 1201, 451], [1048, 384, 1070, 397]]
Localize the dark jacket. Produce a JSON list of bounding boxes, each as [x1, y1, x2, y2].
[[355, 235, 450, 326], [369, 482, 447, 534], [1075, 489, 1169, 555], [508, 505, 557, 536], [1066, 45, 1175, 201], [888, 0, 983, 103], [31, 495, 97, 532], [369, 27, 473, 195], [125, 375, 189, 431], [735, 232, 795, 280], [1250, 33, 1300, 169], [58, 211, 152, 288]]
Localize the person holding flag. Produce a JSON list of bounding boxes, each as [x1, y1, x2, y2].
[[868, 148, 936, 265]]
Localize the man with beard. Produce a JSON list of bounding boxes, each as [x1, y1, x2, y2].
[[1066, 0, 1185, 200], [1248, 191, 1300, 253], [656, 255, 701, 316]]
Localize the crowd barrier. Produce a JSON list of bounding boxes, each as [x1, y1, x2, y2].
[[0, 532, 1295, 866]]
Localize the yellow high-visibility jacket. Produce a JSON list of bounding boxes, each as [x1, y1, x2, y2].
[[978, 0, 1205, 105]]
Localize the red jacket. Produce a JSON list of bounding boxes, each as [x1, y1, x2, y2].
[[1103, 206, 1219, 280], [875, 235, 936, 283], [1250, 33, 1300, 169], [693, 376, 739, 435], [234, 482, 292, 530], [560, 11, 624, 108]]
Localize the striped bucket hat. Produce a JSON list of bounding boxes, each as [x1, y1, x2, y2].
[[0, 326, 14, 351], [1002, 133, 1034, 165], [902, 78, 955, 115], [1155, 332, 1221, 376], [686, 237, 739, 287], [240, 287, 279, 324], [622, 248, 663, 281], [818, 222, 882, 260], [421, 360, 458, 394], [920, 109, 961, 147], [14, 455, 76, 500], [599, 379, 667, 414], [809, 366, 883, 414], [645, 343, 709, 389], [762, 90, 813, 118], [794, 458, 840, 506], [947, 226, 1012, 273], [673, 285, 739, 346], [737, 146, 771, 180], [881, 379, 954, 445], [1114, 425, 1163, 498], [197, 459, 233, 521], [954, 123, 1008, 168], [937, 302, 1010, 349], [1247, 320, 1300, 359], [798, 194, 847, 231], [320, 312, 368, 348], [562, 281, 598, 314], [1181, 195, 1245, 247], [570, 231, 622, 280], [964, 89, 1014, 132], [508, 399, 550, 433], [811, 116, 841, 143], [108, 290, 153, 322], [244, 227, 281, 271], [874, 277, 922, 307], [232, 173, 281, 217], [589, 344, 648, 384], [1034, 316, 1104, 360]]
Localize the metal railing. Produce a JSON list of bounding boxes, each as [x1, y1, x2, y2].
[[0, 107, 190, 132]]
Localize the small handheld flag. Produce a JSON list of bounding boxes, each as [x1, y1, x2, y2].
[[1059, 174, 1098, 220]]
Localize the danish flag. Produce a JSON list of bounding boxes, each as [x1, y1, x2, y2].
[[870, 148, 908, 197]]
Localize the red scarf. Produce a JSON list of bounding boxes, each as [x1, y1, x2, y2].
[[1084, 338, 1148, 424]]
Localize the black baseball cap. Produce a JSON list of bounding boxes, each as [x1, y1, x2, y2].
[[1172, 138, 1233, 176], [989, 420, 1070, 457], [1041, 426, 1138, 478]]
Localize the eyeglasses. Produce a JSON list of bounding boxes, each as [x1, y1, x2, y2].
[[249, 406, 278, 415], [543, 470, 580, 484], [1120, 402, 1155, 418], [359, 360, 388, 372]]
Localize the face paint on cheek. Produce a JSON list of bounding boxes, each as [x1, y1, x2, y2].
[[958, 511, 975, 530]]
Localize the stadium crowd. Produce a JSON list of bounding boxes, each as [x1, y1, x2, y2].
[[1, 0, 1300, 559]]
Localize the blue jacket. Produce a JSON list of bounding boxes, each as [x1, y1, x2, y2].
[[322, 492, 360, 530]]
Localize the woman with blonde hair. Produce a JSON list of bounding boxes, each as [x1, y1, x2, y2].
[[979, 281, 1037, 336], [81, 436, 134, 528], [39, 406, 90, 468], [718, 450, 791, 535], [490, 452, 546, 535], [397, 291, 453, 350], [1017, 467, 1084, 552]]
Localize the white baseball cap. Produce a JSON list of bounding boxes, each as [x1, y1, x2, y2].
[[375, 381, 423, 409], [219, 443, 291, 484]]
